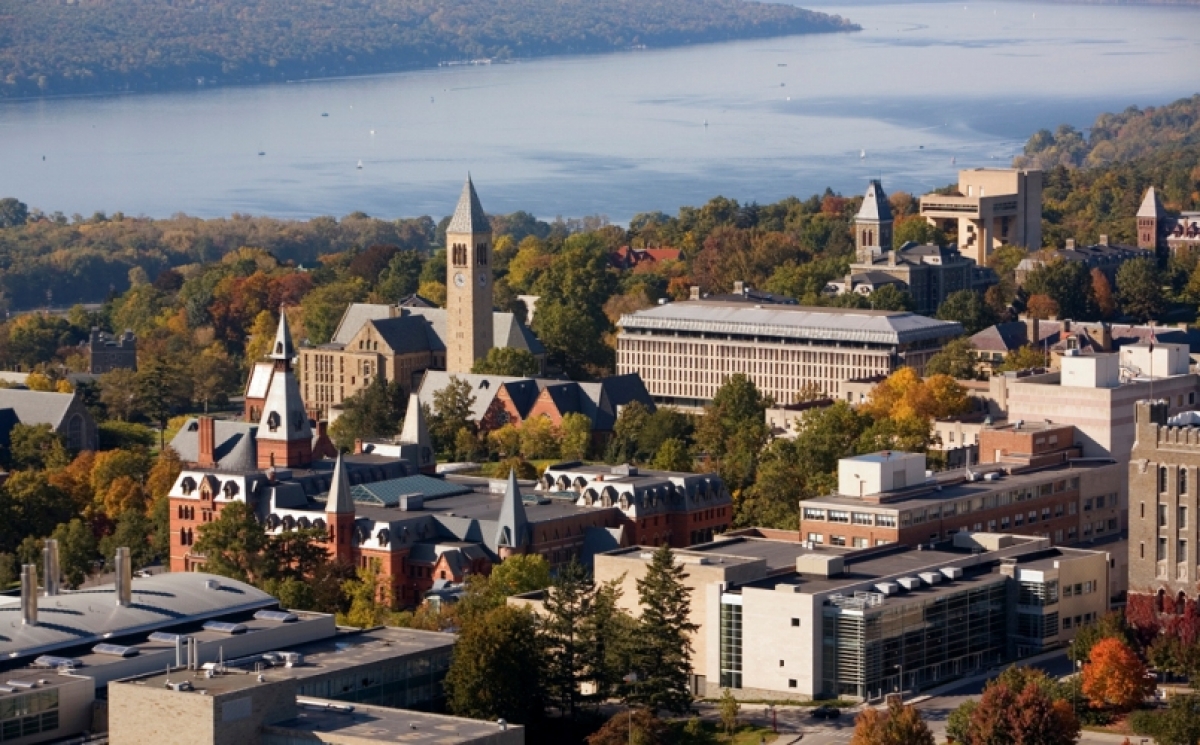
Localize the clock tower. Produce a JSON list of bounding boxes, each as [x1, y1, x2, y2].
[[445, 175, 494, 374]]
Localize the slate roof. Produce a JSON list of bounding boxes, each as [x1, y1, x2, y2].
[[856, 179, 892, 222], [1138, 186, 1166, 218], [971, 320, 1200, 355], [325, 453, 355, 514], [329, 304, 545, 357], [245, 362, 274, 399], [171, 418, 260, 471], [0, 389, 79, 429], [619, 302, 962, 346], [407, 308, 545, 356], [446, 176, 489, 235]]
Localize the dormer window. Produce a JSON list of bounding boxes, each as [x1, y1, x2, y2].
[[275, 342, 283, 355], [181, 477, 196, 495], [267, 411, 281, 432]]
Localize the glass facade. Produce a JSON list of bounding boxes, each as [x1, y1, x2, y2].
[[821, 580, 1008, 700], [0, 689, 59, 742], [719, 599, 743, 689], [295, 649, 452, 711]]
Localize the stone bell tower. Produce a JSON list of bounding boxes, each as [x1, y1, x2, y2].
[[445, 175, 494, 374]]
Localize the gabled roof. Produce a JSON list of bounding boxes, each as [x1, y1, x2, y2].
[[408, 308, 545, 356], [368, 315, 444, 354], [446, 176, 489, 235], [856, 179, 892, 222], [1138, 186, 1166, 219], [332, 303, 395, 345], [0, 389, 80, 430]]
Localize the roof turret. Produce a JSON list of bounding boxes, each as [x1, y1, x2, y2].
[[495, 469, 529, 550], [325, 452, 355, 515], [270, 309, 296, 361], [1138, 186, 1166, 219], [856, 179, 893, 223]]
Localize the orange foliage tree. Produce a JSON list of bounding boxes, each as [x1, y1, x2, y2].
[[1083, 637, 1155, 711]]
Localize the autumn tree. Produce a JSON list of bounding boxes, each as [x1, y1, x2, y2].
[[1091, 268, 1118, 319], [559, 412, 592, 461], [1025, 293, 1061, 320], [965, 669, 1079, 745], [586, 708, 669, 745], [850, 700, 934, 745], [1083, 637, 1155, 711]]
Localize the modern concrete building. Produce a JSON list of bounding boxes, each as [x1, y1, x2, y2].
[[920, 168, 1043, 264], [594, 532, 1111, 702], [1128, 400, 1200, 614], [616, 301, 962, 410]]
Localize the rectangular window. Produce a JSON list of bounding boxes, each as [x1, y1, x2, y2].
[[1069, 502, 1077, 515], [852, 512, 873, 525], [1181, 506, 1189, 529], [876, 514, 896, 528], [1158, 537, 1168, 561], [807, 533, 824, 544], [828, 510, 850, 523], [852, 537, 868, 548], [1084, 499, 1093, 512], [829, 535, 847, 547], [1180, 540, 1188, 563], [1160, 504, 1169, 528], [1001, 516, 1010, 529], [802, 508, 826, 521]]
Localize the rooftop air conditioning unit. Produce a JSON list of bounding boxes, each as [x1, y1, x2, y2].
[[918, 572, 942, 584], [941, 567, 963, 580], [874, 582, 899, 596], [897, 577, 922, 590]]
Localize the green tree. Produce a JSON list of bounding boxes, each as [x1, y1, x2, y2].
[[3, 470, 74, 546], [936, 290, 997, 335], [997, 345, 1048, 372], [98, 368, 139, 421], [189, 345, 240, 413], [192, 500, 270, 584], [6, 423, 70, 471], [1068, 611, 1133, 664], [695, 374, 771, 492], [487, 553, 552, 601], [924, 337, 978, 379], [946, 699, 977, 744], [1024, 258, 1096, 321], [638, 408, 694, 460], [893, 218, 946, 247], [99, 509, 154, 570], [375, 248, 424, 300], [608, 400, 650, 463], [1131, 693, 1200, 745], [519, 416, 558, 459], [135, 356, 190, 448], [446, 604, 545, 724], [339, 557, 395, 627], [51, 518, 97, 589], [301, 278, 367, 344], [718, 688, 739, 736], [626, 545, 697, 714], [543, 559, 594, 718], [868, 284, 915, 312], [0, 198, 29, 228], [559, 412, 593, 461], [472, 347, 541, 377], [428, 377, 476, 455], [651, 438, 692, 472], [327, 375, 407, 450], [1117, 256, 1166, 322]]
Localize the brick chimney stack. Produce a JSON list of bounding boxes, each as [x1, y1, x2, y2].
[[198, 417, 216, 468]]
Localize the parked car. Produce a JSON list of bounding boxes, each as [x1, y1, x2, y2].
[[811, 705, 841, 719]]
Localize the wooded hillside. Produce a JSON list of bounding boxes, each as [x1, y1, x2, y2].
[[0, 0, 857, 98]]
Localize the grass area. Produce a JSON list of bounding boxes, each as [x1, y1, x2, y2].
[[669, 719, 779, 744]]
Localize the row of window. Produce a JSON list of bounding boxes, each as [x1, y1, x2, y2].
[[806, 533, 885, 548]]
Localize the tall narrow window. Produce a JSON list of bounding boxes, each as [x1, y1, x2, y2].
[[1161, 466, 1170, 494], [1181, 506, 1189, 530], [1181, 468, 1189, 496], [1160, 503, 1169, 528]]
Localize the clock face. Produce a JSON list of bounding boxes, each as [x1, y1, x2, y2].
[[478, 273, 488, 287], [453, 272, 466, 288]]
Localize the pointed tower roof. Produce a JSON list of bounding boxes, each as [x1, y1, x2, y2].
[[856, 179, 892, 223], [256, 354, 313, 445], [399, 394, 434, 469], [325, 452, 355, 515], [495, 469, 529, 550], [446, 175, 489, 235], [270, 309, 296, 361], [1138, 186, 1166, 219]]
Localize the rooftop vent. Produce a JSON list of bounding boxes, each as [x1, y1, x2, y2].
[[897, 576, 922, 591], [918, 571, 942, 585], [149, 632, 186, 644], [93, 644, 139, 658], [941, 566, 964, 580], [874, 582, 899, 596], [32, 656, 81, 670], [202, 621, 247, 635], [254, 610, 298, 623]]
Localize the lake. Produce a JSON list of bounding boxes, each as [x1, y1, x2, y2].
[[0, 0, 1198, 222]]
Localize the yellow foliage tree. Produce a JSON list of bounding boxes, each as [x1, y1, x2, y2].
[[25, 371, 55, 391]]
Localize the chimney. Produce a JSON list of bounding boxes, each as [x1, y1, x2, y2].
[[1099, 234, 1109, 246], [115, 547, 132, 607], [888, 250, 897, 267], [1065, 238, 1075, 249], [43, 539, 60, 597], [689, 285, 700, 301], [1025, 316, 1040, 348], [353, 438, 364, 455], [197, 417, 216, 468], [1062, 319, 1071, 333], [21, 565, 37, 626]]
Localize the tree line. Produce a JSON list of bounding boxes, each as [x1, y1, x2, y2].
[[0, 0, 856, 99]]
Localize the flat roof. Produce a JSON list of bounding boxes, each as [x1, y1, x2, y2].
[[618, 302, 962, 346], [807, 460, 1119, 510], [688, 537, 850, 573], [0, 573, 276, 664], [266, 701, 521, 744], [354, 487, 598, 525]]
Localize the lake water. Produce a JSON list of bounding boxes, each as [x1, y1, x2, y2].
[[1, 0, 1198, 222]]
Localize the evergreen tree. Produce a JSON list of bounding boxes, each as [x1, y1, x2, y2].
[[543, 558, 593, 718], [626, 545, 698, 714]]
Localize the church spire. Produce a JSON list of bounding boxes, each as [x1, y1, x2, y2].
[[399, 394, 435, 472], [447, 174, 489, 235], [495, 469, 529, 553], [270, 308, 296, 362], [325, 452, 355, 515]]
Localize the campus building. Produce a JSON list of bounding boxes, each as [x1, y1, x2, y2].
[[1128, 400, 1200, 614], [84, 327, 137, 374], [291, 178, 544, 419], [0, 546, 502, 745], [616, 302, 961, 410], [594, 532, 1111, 702], [832, 181, 996, 314], [919, 168, 1043, 264], [0, 387, 99, 451], [1014, 237, 1152, 287], [1137, 186, 1200, 257]]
